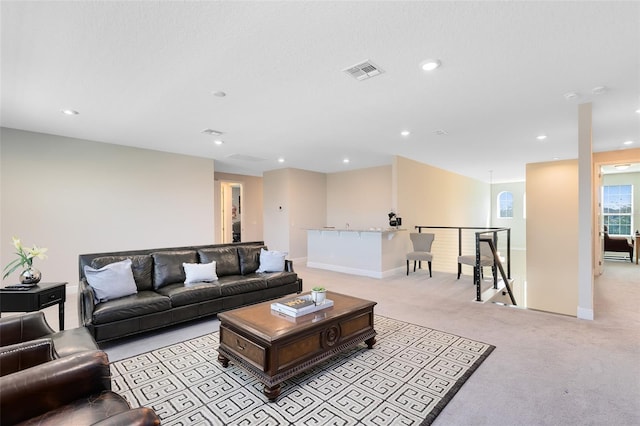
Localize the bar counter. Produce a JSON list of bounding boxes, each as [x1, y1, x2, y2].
[[306, 228, 407, 279]]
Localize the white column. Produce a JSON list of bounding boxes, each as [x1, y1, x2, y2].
[[577, 103, 594, 320]]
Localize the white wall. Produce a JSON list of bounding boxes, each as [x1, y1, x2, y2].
[[326, 166, 392, 229], [526, 159, 579, 316], [263, 169, 290, 253], [263, 159, 493, 271], [289, 169, 327, 259], [0, 128, 215, 288], [263, 168, 326, 258], [396, 156, 490, 274]]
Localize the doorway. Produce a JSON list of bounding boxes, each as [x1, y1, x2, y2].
[[599, 163, 638, 264], [220, 182, 243, 244]]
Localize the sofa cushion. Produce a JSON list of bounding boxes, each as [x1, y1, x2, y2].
[[151, 250, 197, 289], [257, 248, 288, 273], [198, 247, 240, 276], [183, 262, 218, 284], [263, 271, 299, 289], [237, 245, 265, 275], [90, 255, 153, 291], [217, 275, 266, 297], [84, 259, 138, 303], [156, 282, 222, 307], [92, 291, 171, 324]]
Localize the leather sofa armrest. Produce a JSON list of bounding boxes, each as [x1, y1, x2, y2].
[[0, 338, 55, 376], [0, 311, 55, 346], [0, 350, 112, 425], [78, 278, 96, 327], [91, 407, 161, 426], [285, 259, 295, 272]]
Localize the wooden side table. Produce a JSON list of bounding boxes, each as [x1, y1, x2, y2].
[[0, 282, 67, 330]]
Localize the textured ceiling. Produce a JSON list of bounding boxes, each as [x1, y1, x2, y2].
[[1, 1, 639, 182]]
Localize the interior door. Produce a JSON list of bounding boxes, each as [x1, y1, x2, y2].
[[221, 183, 233, 243]]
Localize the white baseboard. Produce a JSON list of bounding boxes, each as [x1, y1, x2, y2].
[[305, 262, 402, 279], [577, 306, 594, 320]]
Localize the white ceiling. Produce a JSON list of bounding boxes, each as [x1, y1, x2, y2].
[[2, 1, 639, 183]]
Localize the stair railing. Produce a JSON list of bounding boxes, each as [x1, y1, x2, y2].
[[415, 226, 515, 304]]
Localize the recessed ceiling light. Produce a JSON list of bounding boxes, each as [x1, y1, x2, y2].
[[61, 109, 79, 115], [420, 59, 441, 71], [553, 157, 560, 160], [635, 109, 640, 114], [401, 130, 410, 137], [212, 91, 227, 97], [343, 158, 350, 164], [623, 140, 633, 145], [213, 139, 224, 145], [537, 135, 547, 141], [277, 157, 285, 163]]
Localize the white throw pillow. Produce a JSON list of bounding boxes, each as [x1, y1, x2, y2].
[[183, 261, 218, 284], [84, 259, 138, 303], [257, 248, 287, 273]]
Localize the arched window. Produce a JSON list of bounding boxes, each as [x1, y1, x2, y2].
[[497, 191, 513, 218]]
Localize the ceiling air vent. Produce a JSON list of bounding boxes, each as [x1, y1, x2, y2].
[[343, 60, 383, 81], [201, 128, 224, 136]]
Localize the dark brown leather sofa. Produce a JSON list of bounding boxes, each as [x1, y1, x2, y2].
[[0, 311, 98, 357], [604, 226, 634, 261], [0, 341, 159, 425], [78, 242, 302, 342]]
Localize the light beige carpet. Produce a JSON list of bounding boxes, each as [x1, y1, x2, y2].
[[59, 259, 640, 425]]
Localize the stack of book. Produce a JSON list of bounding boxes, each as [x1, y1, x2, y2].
[[271, 295, 334, 317]]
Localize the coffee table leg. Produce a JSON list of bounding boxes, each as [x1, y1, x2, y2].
[[217, 353, 230, 368], [264, 384, 281, 402], [365, 337, 376, 349]]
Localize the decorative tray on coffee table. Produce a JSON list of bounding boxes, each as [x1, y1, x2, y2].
[[271, 295, 334, 317]]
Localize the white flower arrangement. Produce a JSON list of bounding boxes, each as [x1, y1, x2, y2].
[[2, 237, 48, 279]]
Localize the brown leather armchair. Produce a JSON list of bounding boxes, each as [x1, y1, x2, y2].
[[0, 311, 98, 358], [0, 341, 160, 425], [604, 226, 634, 261]]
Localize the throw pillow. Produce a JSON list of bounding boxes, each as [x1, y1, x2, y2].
[[257, 248, 287, 273], [183, 262, 218, 284], [84, 259, 138, 303]]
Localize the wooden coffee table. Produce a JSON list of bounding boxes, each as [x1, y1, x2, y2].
[[217, 291, 377, 401]]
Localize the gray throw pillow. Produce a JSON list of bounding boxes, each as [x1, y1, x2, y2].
[[84, 259, 138, 303], [256, 248, 287, 273], [90, 254, 153, 291]]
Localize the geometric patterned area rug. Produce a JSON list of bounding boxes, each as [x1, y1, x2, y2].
[[111, 315, 495, 425]]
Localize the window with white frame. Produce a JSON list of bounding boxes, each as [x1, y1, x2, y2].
[[497, 191, 513, 218], [602, 185, 633, 235]]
